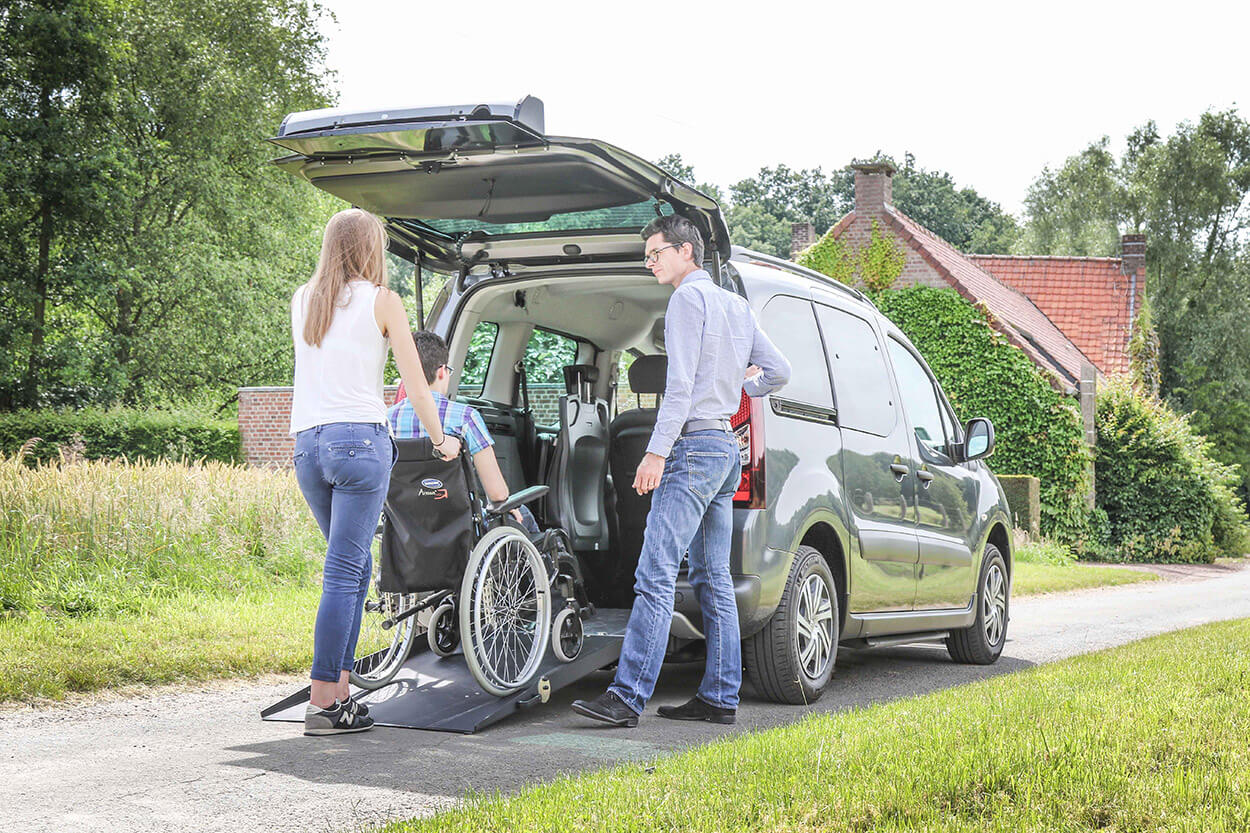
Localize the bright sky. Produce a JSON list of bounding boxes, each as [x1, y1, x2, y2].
[[317, 0, 1246, 219]]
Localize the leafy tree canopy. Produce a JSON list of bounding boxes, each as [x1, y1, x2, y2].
[[0, 0, 335, 410], [657, 153, 1018, 259], [1019, 109, 1250, 508]]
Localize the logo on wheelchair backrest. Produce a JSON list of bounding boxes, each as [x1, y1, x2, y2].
[[421, 478, 443, 489]]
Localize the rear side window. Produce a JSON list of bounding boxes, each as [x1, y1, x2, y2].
[[524, 328, 578, 425], [887, 337, 952, 459], [459, 321, 498, 398], [759, 295, 834, 409], [815, 304, 896, 436]]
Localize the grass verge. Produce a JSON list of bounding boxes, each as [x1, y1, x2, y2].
[[386, 618, 1250, 832], [1012, 561, 1155, 596], [0, 454, 323, 702], [0, 585, 318, 702]]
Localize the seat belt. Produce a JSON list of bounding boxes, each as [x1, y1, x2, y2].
[[513, 360, 538, 485], [514, 360, 530, 413]]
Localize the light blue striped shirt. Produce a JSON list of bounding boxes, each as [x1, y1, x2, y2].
[[648, 270, 792, 458]]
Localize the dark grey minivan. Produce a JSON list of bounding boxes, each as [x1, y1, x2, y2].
[[271, 97, 1015, 704]]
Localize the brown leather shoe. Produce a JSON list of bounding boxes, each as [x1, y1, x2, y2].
[[657, 695, 736, 724]]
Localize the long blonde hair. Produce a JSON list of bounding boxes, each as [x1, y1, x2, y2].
[[301, 208, 388, 347]]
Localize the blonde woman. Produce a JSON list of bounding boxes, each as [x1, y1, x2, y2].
[[290, 208, 462, 736]]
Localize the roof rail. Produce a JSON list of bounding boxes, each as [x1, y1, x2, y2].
[[730, 246, 867, 303]]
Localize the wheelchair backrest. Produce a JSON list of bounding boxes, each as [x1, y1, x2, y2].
[[379, 437, 480, 593]]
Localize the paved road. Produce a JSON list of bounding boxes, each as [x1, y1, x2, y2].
[[4, 562, 1248, 833]]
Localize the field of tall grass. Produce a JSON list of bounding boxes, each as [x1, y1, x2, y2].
[[0, 452, 325, 700]]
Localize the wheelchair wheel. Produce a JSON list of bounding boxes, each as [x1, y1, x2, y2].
[[551, 606, 584, 663], [349, 564, 418, 690], [460, 525, 553, 696], [428, 600, 459, 657]]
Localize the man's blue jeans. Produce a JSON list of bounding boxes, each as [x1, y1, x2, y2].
[[609, 430, 743, 714], [292, 422, 396, 683]]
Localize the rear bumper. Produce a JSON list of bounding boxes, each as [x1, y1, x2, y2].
[[672, 574, 768, 637]]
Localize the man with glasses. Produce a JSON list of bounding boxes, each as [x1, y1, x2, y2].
[[572, 215, 791, 728], [388, 330, 539, 534]]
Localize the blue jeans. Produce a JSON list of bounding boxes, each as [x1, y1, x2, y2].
[[517, 504, 540, 536], [293, 422, 397, 683], [609, 430, 742, 713]]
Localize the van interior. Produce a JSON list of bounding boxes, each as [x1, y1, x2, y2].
[[443, 270, 699, 608]]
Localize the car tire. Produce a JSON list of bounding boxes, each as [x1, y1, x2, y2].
[[744, 545, 839, 705], [946, 543, 1008, 664]]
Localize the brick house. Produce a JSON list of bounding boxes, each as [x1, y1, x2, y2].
[[793, 161, 1146, 394]]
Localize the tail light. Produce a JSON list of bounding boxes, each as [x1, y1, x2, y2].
[[731, 390, 766, 509]]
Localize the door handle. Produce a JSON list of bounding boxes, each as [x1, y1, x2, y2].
[[889, 463, 909, 481], [916, 469, 934, 488]]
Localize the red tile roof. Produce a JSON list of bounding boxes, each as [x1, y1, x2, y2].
[[968, 254, 1143, 375], [879, 209, 1093, 390]]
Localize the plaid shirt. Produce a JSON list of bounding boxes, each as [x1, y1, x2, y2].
[[387, 388, 493, 455]]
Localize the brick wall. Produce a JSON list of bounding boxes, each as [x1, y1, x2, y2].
[[238, 386, 400, 468]]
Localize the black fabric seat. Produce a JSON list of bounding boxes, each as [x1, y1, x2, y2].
[[545, 364, 611, 553], [603, 355, 667, 607]]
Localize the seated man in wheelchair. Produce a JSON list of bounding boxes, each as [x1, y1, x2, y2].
[[388, 330, 540, 536], [369, 429, 591, 698]]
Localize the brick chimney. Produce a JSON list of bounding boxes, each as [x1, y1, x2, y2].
[[1120, 233, 1146, 276], [790, 222, 816, 259], [849, 160, 897, 215]]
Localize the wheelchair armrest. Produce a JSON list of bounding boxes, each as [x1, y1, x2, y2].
[[484, 485, 550, 517]]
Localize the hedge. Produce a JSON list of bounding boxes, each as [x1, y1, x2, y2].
[[871, 286, 1092, 544], [1095, 378, 1248, 563], [0, 408, 241, 467]]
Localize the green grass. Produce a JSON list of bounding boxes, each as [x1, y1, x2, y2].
[[0, 454, 324, 701], [386, 618, 1250, 833], [1012, 538, 1158, 596], [0, 585, 319, 701], [1013, 561, 1156, 596]]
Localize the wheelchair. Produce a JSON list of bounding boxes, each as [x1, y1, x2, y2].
[[349, 436, 592, 697]]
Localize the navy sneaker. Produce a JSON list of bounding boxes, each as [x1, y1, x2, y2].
[[303, 701, 373, 736], [344, 695, 369, 719]]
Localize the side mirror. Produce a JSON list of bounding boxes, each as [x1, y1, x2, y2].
[[963, 418, 995, 462]]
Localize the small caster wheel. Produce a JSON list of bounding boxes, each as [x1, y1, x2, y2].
[[428, 601, 459, 657], [551, 607, 584, 662]]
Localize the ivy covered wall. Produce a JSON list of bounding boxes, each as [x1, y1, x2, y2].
[[873, 287, 1092, 543]]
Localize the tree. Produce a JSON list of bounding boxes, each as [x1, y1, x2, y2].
[[892, 153, 1019, 253], [1019, 109, 1250, 508], [0, 0, 335, 409], [718, 155, 1018, 259], [0, 0, 119, 408], [727, 164, 852, 257]]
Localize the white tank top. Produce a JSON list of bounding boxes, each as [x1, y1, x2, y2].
[[289, 279, 390, 435]]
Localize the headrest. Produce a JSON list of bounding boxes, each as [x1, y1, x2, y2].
[[562, 364, 599, 395], [628, 355, 667, 395]]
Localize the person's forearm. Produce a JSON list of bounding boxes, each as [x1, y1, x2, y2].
[[744, 324, 792, 397], [391, 329, 446, 446], [473, 447, 511, 503]]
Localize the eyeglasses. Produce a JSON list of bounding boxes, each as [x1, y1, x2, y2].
[[441, 364, 455, 374], [643, 243, 683, 266]]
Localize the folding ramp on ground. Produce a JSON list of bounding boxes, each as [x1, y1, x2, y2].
[[261, 608, 629, 734]]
